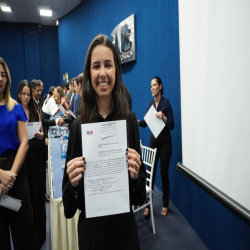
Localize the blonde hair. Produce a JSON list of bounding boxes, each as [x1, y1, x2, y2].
[[0, 57, 16, 111]]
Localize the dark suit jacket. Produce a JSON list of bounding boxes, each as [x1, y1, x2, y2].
[[62, 113, 145, 250]]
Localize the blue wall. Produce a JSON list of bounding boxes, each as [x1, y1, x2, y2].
[[58, 0, 250, 249], [0, 22, 60, 98]]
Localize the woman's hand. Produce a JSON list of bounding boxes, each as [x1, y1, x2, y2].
[[156, 111, 167, 123], [45, 138, 49, 146], [0, 169, 17, 188], [66, 157, 86, 187], [137, 119, 140, 126], [0, 183, 9, 198], [61, 98, 65, 105], [34, 131, 44, 140], [126, 148, 141, 180]]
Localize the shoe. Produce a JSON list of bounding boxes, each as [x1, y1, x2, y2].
[[45, 193, 50, 203], [144, 208, 150, 221], [161, 207, 168, 216]]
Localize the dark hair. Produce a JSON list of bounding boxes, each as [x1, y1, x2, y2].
[[63, 82, 69, 90], [69, 77, 75, 86], [17, 80, 39, 122], [30, 79, 41, 91], [75, 75, 83, 86], [152, 76, 164, 95], [81, 34, 130, 123], [45, 86, 55, 105]]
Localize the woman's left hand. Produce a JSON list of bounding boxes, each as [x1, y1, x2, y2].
[[156, 111, 163, 119], [126, 148, 141, 180], [34, 132, 44, 140]]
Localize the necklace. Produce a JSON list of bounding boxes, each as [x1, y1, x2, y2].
[[99, 110, 111, 116]]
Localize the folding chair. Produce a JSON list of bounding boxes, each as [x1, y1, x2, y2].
[[133, 143, 157, 234]]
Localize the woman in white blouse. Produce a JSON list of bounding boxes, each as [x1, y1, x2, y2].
[[42, 86, 59, 120]]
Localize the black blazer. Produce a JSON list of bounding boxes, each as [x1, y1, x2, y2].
[[62, 112, 146, 250]]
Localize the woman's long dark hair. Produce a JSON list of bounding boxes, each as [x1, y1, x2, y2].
[[17, 80, 39, 122], [81, 34, 130, 124], [45, 86, 55, 105]]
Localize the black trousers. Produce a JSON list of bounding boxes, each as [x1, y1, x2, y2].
[[0, 156, 39, 250], [149, 132, 172, 208]]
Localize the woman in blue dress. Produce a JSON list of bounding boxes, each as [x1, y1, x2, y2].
[[0, 57, 39, 250]]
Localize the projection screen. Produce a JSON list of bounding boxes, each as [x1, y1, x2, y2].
[[178, 0, 250, 221]]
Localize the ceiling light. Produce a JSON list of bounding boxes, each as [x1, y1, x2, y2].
[[1, 6, 11, 12], [40, 9, 52, 17]]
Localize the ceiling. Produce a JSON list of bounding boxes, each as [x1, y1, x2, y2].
[[0, 0, 83, 26]]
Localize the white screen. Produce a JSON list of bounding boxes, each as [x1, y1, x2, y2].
[[179, 0, 250, 211]]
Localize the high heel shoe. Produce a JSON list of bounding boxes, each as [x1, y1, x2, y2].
[[144, 208, 150, 220], [161, 207, 168, 216]]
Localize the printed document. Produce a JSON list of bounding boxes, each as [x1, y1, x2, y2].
[[26, 122, 41, 140], [144, 105, 165, 138], [0, 194, 22, 212], [81, 120, 129, 218]]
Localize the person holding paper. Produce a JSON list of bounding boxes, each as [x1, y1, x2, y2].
[[0, 57, 39, 250], [137, 76, 174, 217], [62, 35, 146, 250], [17, 80, 46, 248], [56, 86, 69, 111]]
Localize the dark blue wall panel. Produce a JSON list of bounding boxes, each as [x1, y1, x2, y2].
[[0, 22, 26, 98], [58, 0, 250, 249], [0, 22, 60, 98]]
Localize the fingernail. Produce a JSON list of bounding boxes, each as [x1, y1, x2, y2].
[[126, 148, 128, 151], [82, 157, 85, 160], [126, 152, 128, 155], [84, 161, 86, 164], [126, 160, 128, 162]]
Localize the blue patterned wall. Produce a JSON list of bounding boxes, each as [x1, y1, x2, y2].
[[58, 0, 250, 249]]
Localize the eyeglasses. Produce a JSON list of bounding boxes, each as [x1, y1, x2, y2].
[[0, 73, 7, 78]]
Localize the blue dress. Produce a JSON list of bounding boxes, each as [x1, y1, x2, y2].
[[0, 103, 39, 250], [0, 103, 27, 155]]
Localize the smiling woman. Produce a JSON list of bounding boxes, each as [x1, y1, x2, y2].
[[0, 57, 39, 250], [62, 35, 146, 250], [16, 80, 46, 248], [138, 76, 174, 218]]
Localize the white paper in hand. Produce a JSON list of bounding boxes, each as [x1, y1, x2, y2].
[[144, 105, 165, 138]]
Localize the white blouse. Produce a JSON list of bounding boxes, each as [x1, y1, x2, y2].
[[42, 97, 58, 116]]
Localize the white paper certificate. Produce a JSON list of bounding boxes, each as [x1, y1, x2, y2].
[[26, 122, 41, 140], [81, 120, 129, 218], [144, 105, 165, 138]]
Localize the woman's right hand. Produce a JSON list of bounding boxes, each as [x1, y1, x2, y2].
[[0, 169, 17, 188], [66, 157, 86, 187], [137, 119, 140, 126]]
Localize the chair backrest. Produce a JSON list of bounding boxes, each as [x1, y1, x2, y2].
[[141, 145, 157, 190]]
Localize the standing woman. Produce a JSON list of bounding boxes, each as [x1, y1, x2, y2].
[[42, 86, 60, 120], [17, 80, 46, 248], [56, 86, 69, 111], [0, 57, 39, 250], [138, 76, 174, 217], [62, 35, 146, 250], [72, 74, 83, 116]]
